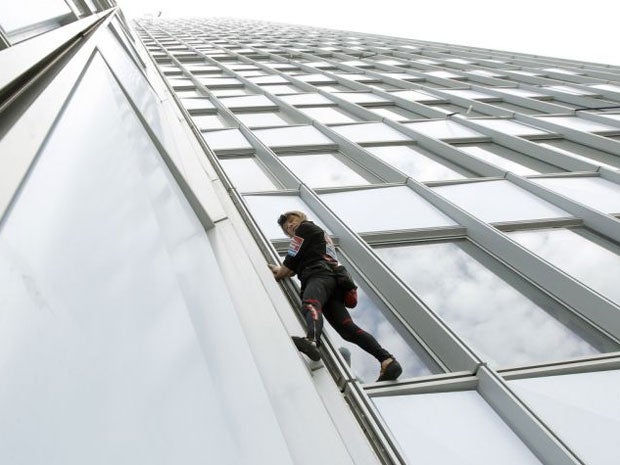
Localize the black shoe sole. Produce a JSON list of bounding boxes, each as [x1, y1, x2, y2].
[[377, 359, 402, 382], [292, 336, 321, 361]]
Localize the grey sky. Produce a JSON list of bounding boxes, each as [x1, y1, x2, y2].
[[119, 0, 620, 66]]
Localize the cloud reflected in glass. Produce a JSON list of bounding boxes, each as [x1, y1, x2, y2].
[[375, 241, 606, 368]]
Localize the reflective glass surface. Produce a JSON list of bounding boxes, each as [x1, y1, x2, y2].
[[248, 75, 290, 84], [390, 90, 442, 103], [260, 84, 302, 95], [404, 120, 486, 141], [218, 94, 276, 109], [536, 116, 619, 134], [332, 92, 390, 104], [441, 89, 496, 100], [369, 107, 425, 122], [375, 241, 604, 367], [508, 228, 620, 305], [367, 145, 471, 182], [253, 126, 335, 149], [432, 180, 571, 223], [280, 153, 370, 188], [330, 122, 411, 144], [243, 195, 329, 240], [235, 111, 291, 128], [538, 140, 620, 170], [320, 186, 458, 232], [192, 114, 230, 130], [531, 177, 620, 214], [0, 53, 291, 465], [1, 0, 71, 33], [279, 93, 334, 106], [300, 106, 359, 124], [472, 119, 552, 138], [201, 128, 253, 152], [219, 158, 278, 192], [509, 370, 620, 465], [455, 144, 560, 175], [374, 391, 542, 465]]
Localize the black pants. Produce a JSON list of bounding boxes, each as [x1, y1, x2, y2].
[[301, 273, 391, 363]]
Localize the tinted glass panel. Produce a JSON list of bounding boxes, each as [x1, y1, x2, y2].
[[373, 391, 542, 465], [220, 158, 278, 192], [432, 180, 571, 223], [320, 186, 458, 232], [367, 145, 472, 182], [508, 228, 620, 305], [509, 370, 620, 465], [531, 177, 620, 214], [280, 153, 371, 188], [375, 241, 605, 366]]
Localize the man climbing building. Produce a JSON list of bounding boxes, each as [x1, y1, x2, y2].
[[269, 210, 402, 382]]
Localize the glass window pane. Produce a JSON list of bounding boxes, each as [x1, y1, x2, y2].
[[590, 83, 620, 92], [537, 140, 620, 170], [201, 128, 253, 153], [234, 111, 291, 128], [367, 145, 472, 182], [440, 89, 497, 100], [425, 70, 465, 79], [373, 391, 542, 465], [219, 158, 278, 192], [192, 114, 230, 130], [293, 73, 337, 84], [375, 241, 605, 367], [0, 53, 290, 464], [253, 126, 335, 150], [260, 84, 302, 95], [211, 88, 256, 97], [218, 94, 277, 110], [243, 195, 330, 240], [1, 0, 71, 33], [331, 122, 411, 144], [509, 370, 620, 465], [332, 92, 390, 105], [472, 119, 553, 138], [390, 90, 442, 103], [404, 120, 486, 142], [198, 77, 244, 88], [432, 180, 571, 223], [300, 106, 359, 124], [368, 106, 426, 122], [280, 153, 371, 188], [535, 116, 620, 134], [181, 99, 215, 113], [320, 186, 458, 232], [455, 143, 562, 175], [280, 93, 334, 106], [497, 88, 550, 99], [248, 75, 290, 85], [176, 89, 204, 98], [508, 228, 620, 305], [531, 176, 620, 214]]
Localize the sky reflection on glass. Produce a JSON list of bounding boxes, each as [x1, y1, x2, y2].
[[280, 153, 370, 188], [375, 241, 604, 367], [374, 391, 543, 465], [366, 145, 471, 182], [508, 228, 620, 305]]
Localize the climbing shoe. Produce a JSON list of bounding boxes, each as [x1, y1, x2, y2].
[[292, 336, 321, 361], [377, 358, 402, 382]]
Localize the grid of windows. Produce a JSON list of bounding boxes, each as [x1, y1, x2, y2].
[[134, 18, 620, 465]]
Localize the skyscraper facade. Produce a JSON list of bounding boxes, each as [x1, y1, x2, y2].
[[2, 6, 620, 465]]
